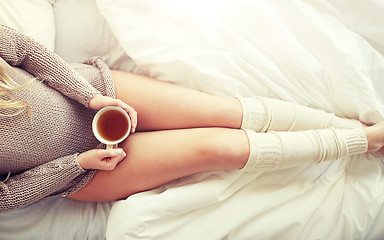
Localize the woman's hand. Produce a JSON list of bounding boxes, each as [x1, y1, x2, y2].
[[77, 148, 126, 171], [89, 93, 137, 133]]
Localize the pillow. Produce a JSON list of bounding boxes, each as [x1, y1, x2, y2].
[[53, 0, 139, 72], [0, 0, 55, 51]]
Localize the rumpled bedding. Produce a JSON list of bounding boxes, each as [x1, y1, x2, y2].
[[0, 197, 113, 240], [96, 0, 384, 239]]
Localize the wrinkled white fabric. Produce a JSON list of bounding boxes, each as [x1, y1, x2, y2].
[[96, 0, 384, 239]]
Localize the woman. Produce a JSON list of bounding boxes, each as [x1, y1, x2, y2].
[[1, 24, 383, 212]]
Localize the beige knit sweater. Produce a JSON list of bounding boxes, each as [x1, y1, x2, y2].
[[0, 25, 116, 212]]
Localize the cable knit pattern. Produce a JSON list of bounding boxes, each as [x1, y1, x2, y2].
[[242, 128, 368, 172], [335, 128, 368, 155], [236, 97, 267, 132], [242, 129, 283, 171], [238, 96, 362, 132], [0, 25, 116, 212]]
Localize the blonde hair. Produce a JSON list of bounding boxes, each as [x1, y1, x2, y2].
[[0, 65, 32, 117]]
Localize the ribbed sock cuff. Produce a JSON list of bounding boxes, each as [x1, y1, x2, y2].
[[337, 128, 368, 155], [242, 129, 282, 171], [236, 97, 267, 132]]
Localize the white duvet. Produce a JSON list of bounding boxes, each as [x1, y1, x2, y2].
[[96, 0, 384, 239]]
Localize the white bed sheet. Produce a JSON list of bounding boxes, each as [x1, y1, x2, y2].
[[94, 0, 384, 239], [1, 0, 383, 239], [0, 197, 113, 240]]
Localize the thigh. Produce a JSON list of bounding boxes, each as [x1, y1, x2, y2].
[[112, 70, 242, 131], [67, 128, 248, 202]]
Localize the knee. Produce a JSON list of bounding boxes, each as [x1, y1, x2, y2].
[[199, 130, 246, 169]]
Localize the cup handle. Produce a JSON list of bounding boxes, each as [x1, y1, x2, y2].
[[106, 144, 116, 150]]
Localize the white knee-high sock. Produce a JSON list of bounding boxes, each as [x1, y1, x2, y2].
[[237, 97, 362, 132], [241, 128, 367, 171]]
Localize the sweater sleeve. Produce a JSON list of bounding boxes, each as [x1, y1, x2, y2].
[[0, 153, 87, 212], [0, 24, 100, 107]]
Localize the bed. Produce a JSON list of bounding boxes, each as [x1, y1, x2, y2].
[[1, 0, 384, 239]]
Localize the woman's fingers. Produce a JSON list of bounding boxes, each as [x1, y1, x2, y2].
[[112, 99, 138, 132], [89, 94, 138, 133], [78, 148, 126, 171], [97, 148, 123, 158], [97, 148, 127, 171], [122, 102, 137, 133]]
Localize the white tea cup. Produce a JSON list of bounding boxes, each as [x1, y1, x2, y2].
[[92, 106, 131, 149]]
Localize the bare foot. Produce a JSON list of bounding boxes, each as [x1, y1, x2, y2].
[[363, 122, 384, 153]]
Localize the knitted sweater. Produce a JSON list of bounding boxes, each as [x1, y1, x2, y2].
[[0, 25, 116, 212]]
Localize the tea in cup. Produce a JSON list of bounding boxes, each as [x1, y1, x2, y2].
[[92, 106, 131, 149]]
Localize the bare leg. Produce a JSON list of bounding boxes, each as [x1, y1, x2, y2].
[[67, 128, 249, 202], [68, 122, 384, 201], [112, 70, 243, 131], [112, 70, 365, 133], [68, 71, 384, 202]]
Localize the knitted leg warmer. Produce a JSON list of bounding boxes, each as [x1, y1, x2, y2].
[[241, 128, 367, 171], [237, 97, 362, 132]]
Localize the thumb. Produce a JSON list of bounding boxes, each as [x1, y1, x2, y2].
[[98, 148, 125, 159], [97, 148, 126, 171], [98, 148, 126, 159]]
